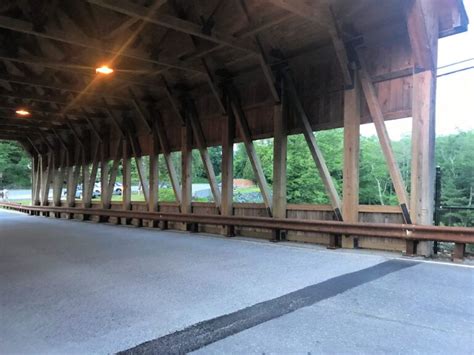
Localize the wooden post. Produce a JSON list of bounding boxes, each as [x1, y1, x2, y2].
[[342, 71, 361, 248], [83, 141, 100, 208], [272, 80, 287, 240], [40, 152, 51, 206], [148, 130, 159, 227], [181, 119, 193, 230], [122, 138, 132, 225], [66, 147, 81, 209], [52, 148, 65, 208], [100, 143, 110, 210], [407, 0, 439, 257], [31, 154, 37, 205], [122, 139, 132, 210], [221, 96, 235, 237], [32, 154, 41, 205], [410, 70, 437, 256]]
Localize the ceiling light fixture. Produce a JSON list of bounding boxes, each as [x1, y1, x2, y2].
[[15, 109, 30, 116], [96, 65, 114, 75]]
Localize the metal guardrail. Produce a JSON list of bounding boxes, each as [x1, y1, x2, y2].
[[1, 202, 473, 260]]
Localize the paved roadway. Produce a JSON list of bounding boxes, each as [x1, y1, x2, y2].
[[1, 209, 473, 354]]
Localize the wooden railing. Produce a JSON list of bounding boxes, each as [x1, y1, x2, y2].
[[1, 202, 472, 261]]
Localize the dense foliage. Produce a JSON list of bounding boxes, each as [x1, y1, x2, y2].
[[0, 141, 31, 188]]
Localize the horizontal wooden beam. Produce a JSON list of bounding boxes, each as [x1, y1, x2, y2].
[[0, 15, 204, 75], [87, 0, 259, 55]]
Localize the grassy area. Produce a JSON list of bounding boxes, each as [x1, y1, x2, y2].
[[9, 199, 31, 205], [235, 186, 261, 193], [9, 189, 178, 205], [9, 187, 263, 205]]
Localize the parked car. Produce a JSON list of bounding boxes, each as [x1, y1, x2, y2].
[[63, 184, 83, 199], [63, 183, 101, 199], [112, 182, 123, 195]]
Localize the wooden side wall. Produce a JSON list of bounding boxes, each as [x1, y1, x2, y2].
[[61, 200, 407, 252]]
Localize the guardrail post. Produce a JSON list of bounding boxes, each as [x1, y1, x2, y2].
[[453, 243, 465, 262]]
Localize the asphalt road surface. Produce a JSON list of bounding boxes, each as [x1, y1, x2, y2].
[[1, 209, 473, 354]]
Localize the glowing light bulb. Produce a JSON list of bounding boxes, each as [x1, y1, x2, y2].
[[15, 109, 30, 116], [96, 65, 114, 75]]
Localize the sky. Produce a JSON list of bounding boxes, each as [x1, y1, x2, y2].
[[360, 0, 474, 140]]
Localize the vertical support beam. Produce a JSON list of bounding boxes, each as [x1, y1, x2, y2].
[[66, 147, 81, 209], [104, 142, 122, 209], [52, 148, 65, 207], [148, 130, 159, 227], [272, 80, 288, 240], [122, 139, 132, 212], [410, 69, 438, 256], [83, 141, 100, 208], [221, 96, 235, 237], [357, 50, 411, 224], [181, 120, 193, 228], [342, 71, 361, 248], [40, 152, 52, 207], [31, 154, 37, 205], [407, 0, 439, 256], [32, 154, 41, 205], [229, 87, 273, 215], [100, 142, 110, 209]]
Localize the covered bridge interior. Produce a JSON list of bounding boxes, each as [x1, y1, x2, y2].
[[0, 0, 471, 259]]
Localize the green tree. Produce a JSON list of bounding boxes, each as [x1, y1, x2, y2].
[[0, 141, 31, 188]]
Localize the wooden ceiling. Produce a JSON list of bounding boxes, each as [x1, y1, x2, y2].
[[0, 0, 468, 152]]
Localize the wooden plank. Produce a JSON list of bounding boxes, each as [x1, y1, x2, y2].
[[185, 101, 221, 210], [406, 0, 437, 72], [221, 97, 235, 236], [357, 49, 411, 223], [284, 71, 343, 218], [342, 71, 361, 248], [229, 87, 273, 214]]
